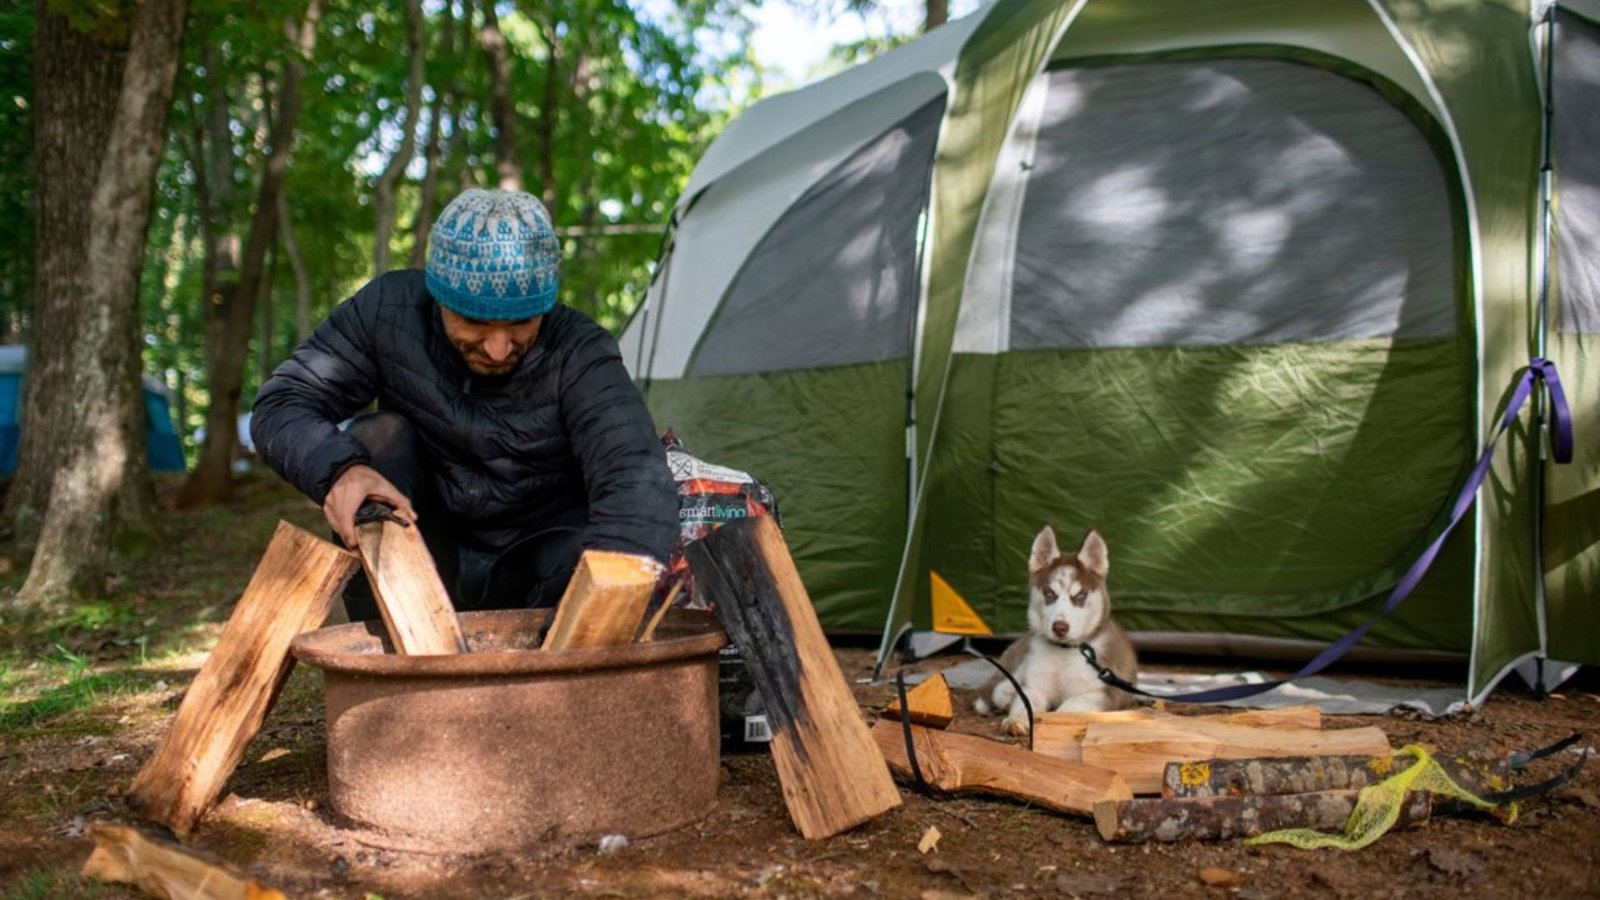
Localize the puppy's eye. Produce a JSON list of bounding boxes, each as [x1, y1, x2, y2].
[[1071, 590, 1089, 607], [1042, 588, 1057, 603]]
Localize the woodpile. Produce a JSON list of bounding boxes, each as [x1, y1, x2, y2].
[[867, 689, 1518, 843]]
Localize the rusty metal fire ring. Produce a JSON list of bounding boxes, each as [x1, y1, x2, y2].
[[292, 608, 727, 854]]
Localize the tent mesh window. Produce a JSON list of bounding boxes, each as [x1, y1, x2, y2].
[[1556, 10, 1600, 334], [686, 95, 946, 376], [1007, 59, 1456, 350]]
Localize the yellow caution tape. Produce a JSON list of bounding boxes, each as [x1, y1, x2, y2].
[[1245, 745, 1514, 851]]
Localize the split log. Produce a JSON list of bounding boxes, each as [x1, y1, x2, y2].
[[82, 823, 287, 899], [1093, 789, 1431, 843], [1034, 706, 1322, 762], [1078, 719, 1391, 794], [543, 550, 664, 650], [686, 516, 901, 838], [356, 517, 466, 654], [1163, 744, 1510, 800], [126, 522, 358, 835], [872, 719, 1130, 816], [885, 673, 955, 729]]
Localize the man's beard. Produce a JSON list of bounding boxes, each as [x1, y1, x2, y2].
[[457, 343, 527, 376]]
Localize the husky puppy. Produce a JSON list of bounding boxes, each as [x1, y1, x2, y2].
[[975, 525, 1138, 735]]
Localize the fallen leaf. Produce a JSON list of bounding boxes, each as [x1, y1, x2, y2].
[[257, 748, 290, 764], [918, 825, 942, 855], [1199, 867, 1242, 887]]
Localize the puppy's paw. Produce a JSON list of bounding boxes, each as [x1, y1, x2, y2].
[[990, 680, 1017, 709], [1001, 714, 1031, 737]]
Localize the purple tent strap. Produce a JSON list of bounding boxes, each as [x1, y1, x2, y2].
[[1080, 358, 1574, 704]]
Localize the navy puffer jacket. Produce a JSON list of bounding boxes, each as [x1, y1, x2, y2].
[[251, 270, 677, 562]]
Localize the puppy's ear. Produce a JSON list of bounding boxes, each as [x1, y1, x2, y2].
[[1030, 525, 1060, 576], [1078, 529, 1108, 578]]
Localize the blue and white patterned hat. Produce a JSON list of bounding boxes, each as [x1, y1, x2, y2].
[[425, 188, 561, 320]]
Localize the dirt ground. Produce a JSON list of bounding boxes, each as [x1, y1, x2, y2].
[[1, 476, 1597, 899]]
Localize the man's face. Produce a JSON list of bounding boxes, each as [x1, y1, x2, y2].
[[439, 305, 543, 377]]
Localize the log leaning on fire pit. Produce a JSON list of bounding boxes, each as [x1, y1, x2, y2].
[[356, 517, 467, 655], [126, 522, 359, 835], [1093, 789, 1431, 843], [872, 719, 1131, 816], [686, 515, 901, 839]]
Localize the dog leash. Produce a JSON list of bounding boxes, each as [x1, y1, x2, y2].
[[1076, 358, 1573, 705]]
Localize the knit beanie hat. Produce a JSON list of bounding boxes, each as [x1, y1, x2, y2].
[[425, 188, 561, 320]]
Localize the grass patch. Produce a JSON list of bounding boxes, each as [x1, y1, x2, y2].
[[5, 868, 105, 900], [0, 645, 152, 735]]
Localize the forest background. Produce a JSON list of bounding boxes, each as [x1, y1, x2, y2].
[[0, 0, 970, 608]]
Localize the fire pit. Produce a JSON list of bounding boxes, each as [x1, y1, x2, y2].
[[291, 608, 725, 854]]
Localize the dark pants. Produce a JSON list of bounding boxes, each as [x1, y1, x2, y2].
[[340, 412, 584, 624]]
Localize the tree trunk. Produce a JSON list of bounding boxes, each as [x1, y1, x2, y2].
[[277, 190, 312, 341], [4, 1, 128, 551], [373, 0, 425, 274], [924, 0, 948, 32], [478, 0, 521, 191], [258, 239, 278, 386], [182, 0, 321, 507], [409, 0, 458, 269], [17, 0, 187, 607], [534, 22, 560, 211]]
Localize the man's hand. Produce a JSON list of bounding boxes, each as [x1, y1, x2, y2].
[[323, 464, 417, 548]]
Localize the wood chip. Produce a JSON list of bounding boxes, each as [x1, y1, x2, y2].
[[1198, 866, 1242, 887], [918, 825, 942, 854]]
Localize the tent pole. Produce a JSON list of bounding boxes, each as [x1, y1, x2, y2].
[[1530, 2, 1558, 690]]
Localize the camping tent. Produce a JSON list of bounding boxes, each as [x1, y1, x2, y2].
[[0, 345, 186, 474], [620, 0, 1600, 702]]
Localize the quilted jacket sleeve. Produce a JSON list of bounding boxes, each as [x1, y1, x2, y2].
[[558, 325, 677, 563], [251, 278, 386, 504]]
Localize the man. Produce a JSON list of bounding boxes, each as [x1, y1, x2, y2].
[[252, 188, 677, 620]]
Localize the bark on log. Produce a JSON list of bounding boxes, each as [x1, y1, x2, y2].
[[542, 550, 663, 650], [885, 673, 955, 729], [1033, 706, 1323, 763], [687, 516, 901, 838], [82, 823, 287, 899], [1094, 789, 1431, 843], [356, 518, 466, 655], [1078, 719, 1391, 795], [126, 523, 358, 834], [872, 719, 1130, 816], [1163, 744, 1511, 800]]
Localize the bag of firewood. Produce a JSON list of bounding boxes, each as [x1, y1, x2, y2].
[[657, 430, 782, 750]]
